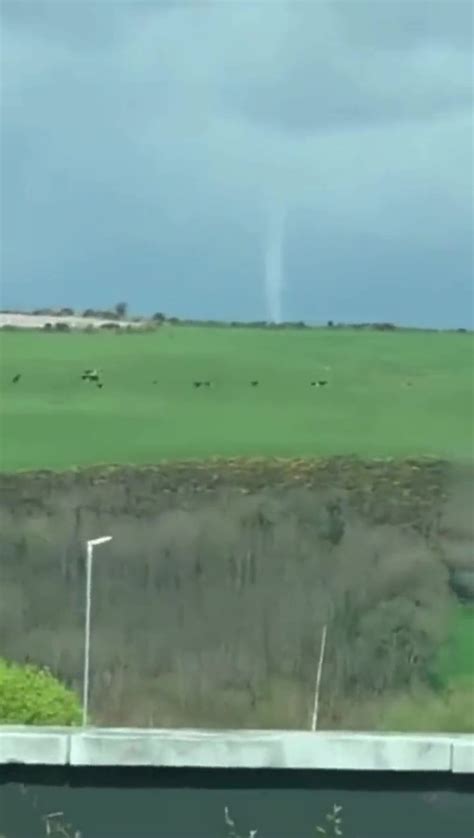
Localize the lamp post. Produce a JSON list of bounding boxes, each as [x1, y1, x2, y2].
[[311, 623, 327, 732], [82, 536, 113, 726]]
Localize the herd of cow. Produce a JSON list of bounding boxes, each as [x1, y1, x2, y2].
[[190, 379, 328, 388], [9, 370, 329, 390]]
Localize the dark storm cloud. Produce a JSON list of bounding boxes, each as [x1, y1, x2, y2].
[[213, 2, 473, 133], [334, 1, 473, 51], [1, 0, 472, 326]]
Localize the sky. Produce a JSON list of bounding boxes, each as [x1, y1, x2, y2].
[[1, 0, 473, 328]]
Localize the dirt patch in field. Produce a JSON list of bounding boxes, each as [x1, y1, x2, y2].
[[0, 312, 141, 330]]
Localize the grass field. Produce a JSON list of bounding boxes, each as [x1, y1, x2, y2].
[[437, 605, 474, 686], [0, 326, 473, 471]]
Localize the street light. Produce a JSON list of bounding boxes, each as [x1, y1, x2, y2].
[[82, 536, 113, 726]]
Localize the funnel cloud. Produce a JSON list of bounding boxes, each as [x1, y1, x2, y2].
[[264, 201, 286, 324]]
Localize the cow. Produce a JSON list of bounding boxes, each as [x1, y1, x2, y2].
[[82, 369, 100, 383], [250, 380, 259, 387], [11, 373, 21, 384]]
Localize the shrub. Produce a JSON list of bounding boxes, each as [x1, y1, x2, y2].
[[115, 301, 128, 319], [378, 681, 474, 734], [0, 658, 81, 725], [372, 322, 396, 331]]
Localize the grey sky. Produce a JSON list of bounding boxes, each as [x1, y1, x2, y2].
[[1, 0, 473, 327]]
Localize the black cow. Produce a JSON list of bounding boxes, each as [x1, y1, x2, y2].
[[11, 373, 21, 384], [250, 380, 259, 387], [82, 369, 100, 383], [193, 381, 202, 388]]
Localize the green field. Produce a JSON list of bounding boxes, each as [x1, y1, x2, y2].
[[0, 326, 473, 471], [437, 605, 474, 686]]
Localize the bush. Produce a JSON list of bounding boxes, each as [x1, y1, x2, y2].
[[378, 681, 474, 733], [0, 658, 81, 725], [115, 301, 128, 319], [372, 322, 396, 331]]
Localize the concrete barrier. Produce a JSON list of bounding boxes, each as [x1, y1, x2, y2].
[[0, 727, 472, 772], [0, 727, 69, 765], [451, 736, 474, 773]]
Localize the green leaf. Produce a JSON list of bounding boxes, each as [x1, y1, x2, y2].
[[0, 658, 81, 725]]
